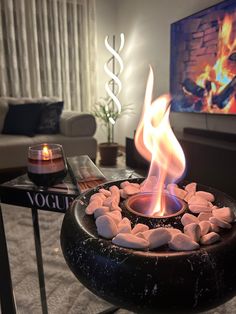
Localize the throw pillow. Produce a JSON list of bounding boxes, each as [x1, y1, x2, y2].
[[36, 101, 64, 134], [2, 103, 43, 136]]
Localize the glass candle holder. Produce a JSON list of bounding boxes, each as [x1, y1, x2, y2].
[[27, 143, 67, 187]]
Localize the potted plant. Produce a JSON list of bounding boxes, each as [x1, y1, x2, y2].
[[92, 97, 132, 166]]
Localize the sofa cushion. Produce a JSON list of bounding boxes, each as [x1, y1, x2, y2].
[[36, 101, 64, 134], [2, 103, 43, 136], [0, 99, 9, 133], [60, 111, 96, 137]]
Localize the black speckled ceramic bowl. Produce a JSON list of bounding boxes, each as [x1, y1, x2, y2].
[[60, 178, 236, 314]]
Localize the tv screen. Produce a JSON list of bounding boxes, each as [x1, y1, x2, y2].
[[170, 0, 236, 114]]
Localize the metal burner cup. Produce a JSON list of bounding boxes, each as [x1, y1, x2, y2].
[[126, 192, 186, 218]]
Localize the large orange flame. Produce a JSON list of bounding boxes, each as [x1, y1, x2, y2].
[[196, 14, 236, 113], [135, 67, 186, 215]]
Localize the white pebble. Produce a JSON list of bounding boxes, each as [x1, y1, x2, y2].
[[94, 206, 110, 219], [112, 233, 149, 250], [90, 192, 106, 202], [120, 181, 130, 189], [146, 228, 172, 250], [189, 204, 212, 214], [105, 210, 122, 224], [185, 182, 197, 193], [131, 223, 149, 234], [117, 218, 132, 233], [184, 191, 195, 202], [109, 185, 121, 204], [188, 195, 209, 207], [169, 187, 187, 200], [181, 213, 199, 226], [169, 233, 200, 251], [85, 199, 103, 215], [195, 191, 215, 202], [212, 207, 235, 223], [98, 189, 111, 197], [123, 184, 140, 196], [96, 215, 118, 239], [109, 199, 122, 212], [119, 189, 128, 199], [209, 217, 232, 229], [103, 196, 113, 207], [166, 228, 182, 239], [200, 232, 221, 245], [198, 212, 213, 221], [210, 223, 220, 233], [184, 223, 201, 242], [199, 221, 211, 236]]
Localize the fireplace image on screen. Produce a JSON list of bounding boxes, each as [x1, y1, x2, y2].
[[170, 0, 236, 114]]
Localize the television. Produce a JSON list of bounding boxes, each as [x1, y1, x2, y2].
[[170, 0, 236, 114]]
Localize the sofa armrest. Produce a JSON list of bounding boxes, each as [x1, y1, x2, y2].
[[60, 111, 96, 137]]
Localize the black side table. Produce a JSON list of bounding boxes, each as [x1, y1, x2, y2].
[[0, 171, 79, 314], [0, 155, 142, 314]]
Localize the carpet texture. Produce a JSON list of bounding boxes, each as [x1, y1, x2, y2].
[[2, 203, 236, 314]]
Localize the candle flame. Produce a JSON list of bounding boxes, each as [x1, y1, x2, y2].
[[135, 67, 186, 215], [42, 145, 51, 161]]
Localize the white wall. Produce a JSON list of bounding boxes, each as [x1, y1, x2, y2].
[[95, 0, 235, 146]]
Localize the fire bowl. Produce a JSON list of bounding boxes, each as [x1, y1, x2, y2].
[[60, 178, 236, 314]]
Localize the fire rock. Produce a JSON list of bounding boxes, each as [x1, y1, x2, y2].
[[109, 185, 120, 204], [181, 213, 199, 226], [184, 223, 201, 242], [118, 218, 132, 233], [212, 207, 235, 223], [169, 233, 200, 251], [85, 199, 103, 215], [200, 232, 221, 245], [199, 221, 212, 236], [131, 223, 149, 234], [210, 223, 220, 233], [189, 204, 212, 214], [94, 206, 110, 219], [96, 215, 118, 239], [185, 182, 197, 193], [98, 188, 111, 197], [105, 210, 122, 224], [103, 196, 113, 207], [120, 181, 130, 188], [109, 199, 122, 212], [169, 187, 187, 200], [166, 228, 182, 239], [112, 233, 149, 250], [184, 192, 195, 203], [145, 228, 172, 250], [209, 216, 232, 229], [195, 191, 215, 202], [123, 184, 140, 196], [188, 195, 209, 207], [90, 192, 106, 202], [198, 212, 213, 221]]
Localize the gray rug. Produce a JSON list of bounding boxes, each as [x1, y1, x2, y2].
[[2, 203, 236, 314]]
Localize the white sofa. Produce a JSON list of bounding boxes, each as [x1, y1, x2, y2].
[[0, 97, 97, 171]]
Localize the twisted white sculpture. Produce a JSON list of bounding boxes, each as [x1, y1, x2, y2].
[[104, 33, 125, 116]]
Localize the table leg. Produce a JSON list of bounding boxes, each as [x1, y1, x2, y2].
[[0, 204, 17, 314], [31, 207, 48, 314]]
